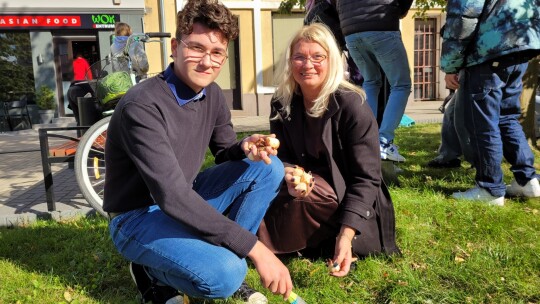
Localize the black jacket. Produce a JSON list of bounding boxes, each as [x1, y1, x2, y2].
[[336, 0, 413, 36], [270, 89, 400, 255]]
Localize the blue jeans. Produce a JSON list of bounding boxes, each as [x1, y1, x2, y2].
[[439, 88, 474, 165], [109, 156, 284, 299], [438, 93, 463, 160], [345, 31, 412, 142], [460, 55, 537, 197]]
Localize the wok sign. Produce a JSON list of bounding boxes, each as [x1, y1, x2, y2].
[[0, 14, 120, 30]]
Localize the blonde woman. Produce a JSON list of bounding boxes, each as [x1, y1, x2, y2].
[[258, 23, 400, 277]]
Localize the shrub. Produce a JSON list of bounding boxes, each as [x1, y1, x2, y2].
[[35, 85, 56, 110]]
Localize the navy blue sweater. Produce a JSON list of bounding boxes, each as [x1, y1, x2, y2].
[[103, 72, 256, 258]]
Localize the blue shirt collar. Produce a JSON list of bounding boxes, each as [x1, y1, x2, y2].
[[164, 63, 206, 106]]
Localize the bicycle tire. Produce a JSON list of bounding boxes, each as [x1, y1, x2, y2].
[[74, 116, 111, 217]]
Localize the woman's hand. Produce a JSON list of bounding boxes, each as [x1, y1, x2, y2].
[[284, 165, 315, 197], [241, 134, 280, 164], [248, 241, 293, 301], [328, 226, 356, 277]]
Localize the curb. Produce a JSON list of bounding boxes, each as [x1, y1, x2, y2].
[[0, 209, 96, 228]]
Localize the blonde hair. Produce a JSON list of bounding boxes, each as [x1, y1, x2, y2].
[[115, 22, 132, 36], [273, 23, 364, 118]]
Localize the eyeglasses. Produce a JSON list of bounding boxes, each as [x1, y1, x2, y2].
[[179, 39, 228, 67], [291, 54, 327, 66]]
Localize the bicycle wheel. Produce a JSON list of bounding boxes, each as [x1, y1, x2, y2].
[[74, 116, 111, 217]]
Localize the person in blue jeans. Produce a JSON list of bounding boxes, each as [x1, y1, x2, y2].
[[427, 90, 463, 168], [427, 88, 475, 168], [442, 0, 540, 206], [103, 1, 293, 303], [336, 0, 413, 162]]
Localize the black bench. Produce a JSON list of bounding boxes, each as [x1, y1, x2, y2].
[[38, 126, 89, 211]]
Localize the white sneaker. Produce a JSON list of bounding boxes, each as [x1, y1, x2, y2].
[[452, 186, 505, 206], [506, 178, 540, 198], [380, 142, 406, 162]]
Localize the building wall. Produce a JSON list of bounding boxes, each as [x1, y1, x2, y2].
[[31, 32, 56, 89], [2, 1, 448, 120], [138, 1, 449, 116], [0, 0, 146, 122]]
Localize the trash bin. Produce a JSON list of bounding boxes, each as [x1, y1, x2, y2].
[[77, 96, 102, 136]]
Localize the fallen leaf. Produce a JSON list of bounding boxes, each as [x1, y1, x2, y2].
[[64, 290, 73, 302], [454, 256, 466, 263]]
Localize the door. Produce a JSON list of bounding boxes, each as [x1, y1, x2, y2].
[[53, 35, 99, 117]]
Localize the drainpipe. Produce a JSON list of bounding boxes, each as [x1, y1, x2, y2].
[[159, 0, 168, 69]]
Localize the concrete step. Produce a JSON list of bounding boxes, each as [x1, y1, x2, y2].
[[53, 117, 76, 124], [32, 120, 77, 130]]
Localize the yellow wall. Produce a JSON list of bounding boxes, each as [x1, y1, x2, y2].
[[401, 13, 416, 95], [261, 10, 274, 87], [143, 0, 173, 74], [143, 1, 449, 113], [234, 9, 256, 94]]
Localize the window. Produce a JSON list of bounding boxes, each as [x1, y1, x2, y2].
[[413, 19, 437, 100]]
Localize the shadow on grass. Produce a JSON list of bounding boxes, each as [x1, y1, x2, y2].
[[0, 216, 135, 303]]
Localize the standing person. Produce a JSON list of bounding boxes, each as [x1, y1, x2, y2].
[[72, 53, 92, 81], [442, 0, 540, 205], [336, 0, 413, 162], [304, 0, 363, 86], [257, 23, 400, 276], [103, 1, 293, 303], [427, 90, 463, 168], [110, 21, 149, 80], [427, 88, 476, 169], [67, 53, 94, 125]]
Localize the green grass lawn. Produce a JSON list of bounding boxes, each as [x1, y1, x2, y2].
[[1, 124, 539, 304]]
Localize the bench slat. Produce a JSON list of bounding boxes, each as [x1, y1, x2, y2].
[[50, 141, 79, 156]]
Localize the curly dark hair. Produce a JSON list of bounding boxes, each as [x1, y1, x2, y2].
[[176, 0, 239, 41]]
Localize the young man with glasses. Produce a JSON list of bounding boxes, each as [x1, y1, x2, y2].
[[103, 0, 293, 303]]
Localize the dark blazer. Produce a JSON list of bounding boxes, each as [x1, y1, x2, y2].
[[270, 89, 400, 256]]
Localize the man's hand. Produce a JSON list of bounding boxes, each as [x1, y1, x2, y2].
[[444, 73, 460, 90], [241, 134, 280, 164], [248, 241, 293, 301], [284, 166, 315, 198]]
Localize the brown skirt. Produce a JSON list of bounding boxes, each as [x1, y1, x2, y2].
[[257, 174, 339, 254]]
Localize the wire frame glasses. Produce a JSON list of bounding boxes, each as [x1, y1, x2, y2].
[[291, 54, 327, 66], [179, 39, 228, 67]]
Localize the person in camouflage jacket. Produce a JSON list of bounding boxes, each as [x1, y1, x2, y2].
[[441, 0, 540, 74], [441, 0, 540, 205]]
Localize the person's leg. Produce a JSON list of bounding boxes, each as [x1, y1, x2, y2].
[[496, 60, 537, 185], [193, 156, 284, 234], [461, 63, 504, 196], [371, 31, 412, 143], [110, 207, 247, 298], [109, 157, 284, 299], [453, 75, 475, 166], [67, 84, 82, 125], [438, 94, 463, 160], [345, 32, 383, 118]]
